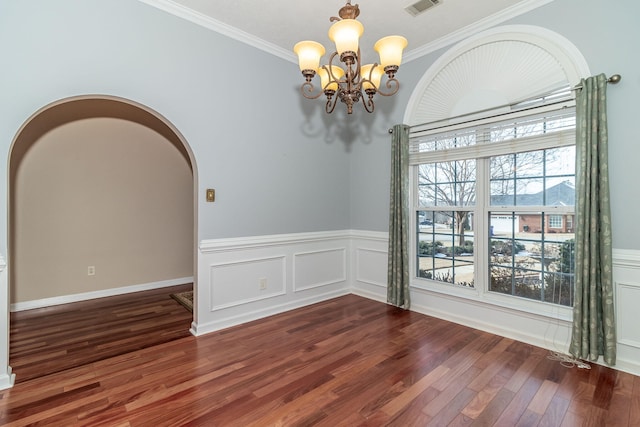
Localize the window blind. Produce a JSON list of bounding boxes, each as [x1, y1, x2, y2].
[[409, 101, 576, 165]]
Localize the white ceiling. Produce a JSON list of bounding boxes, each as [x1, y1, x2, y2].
[[140, 0, 553, 63]]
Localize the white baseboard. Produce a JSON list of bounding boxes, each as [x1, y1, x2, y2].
[[351, 287, 387, 304], [10, 276, 193, 312], [191, 289, 349, 336], [0, 367, 14, 390]]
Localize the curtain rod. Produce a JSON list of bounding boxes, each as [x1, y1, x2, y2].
[[389, 73, 622, 134], [572, 73, 622, 91]]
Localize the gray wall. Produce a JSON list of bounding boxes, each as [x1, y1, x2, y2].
[[0, 0, 352, 253], [1, 0, 638, 253], [349, 0, 640, 251]]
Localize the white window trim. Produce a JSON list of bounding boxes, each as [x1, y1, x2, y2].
[[549, 214, 564, 229], [409, 103, 575, 321]]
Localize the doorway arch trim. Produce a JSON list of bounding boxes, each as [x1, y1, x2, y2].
[[4, 94, 199, 388]]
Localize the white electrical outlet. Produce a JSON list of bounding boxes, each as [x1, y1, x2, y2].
[[88, 266, 95, 276], [259, 278, 267, 290]]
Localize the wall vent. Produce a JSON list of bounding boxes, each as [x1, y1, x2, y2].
[[405, 0, 442, 17]]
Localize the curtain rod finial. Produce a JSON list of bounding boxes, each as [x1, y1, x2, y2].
[[608, 74, 621, 84], [388, 128, 394, 134]]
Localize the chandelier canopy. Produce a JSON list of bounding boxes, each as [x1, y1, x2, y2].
[[293, 1, 408, 114]]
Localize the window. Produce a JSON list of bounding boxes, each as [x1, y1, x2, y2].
[[548, 215, 563, 229], [411, 99, 576, 308]]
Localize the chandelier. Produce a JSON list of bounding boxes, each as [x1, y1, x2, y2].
[[293, 1, 408, 114]]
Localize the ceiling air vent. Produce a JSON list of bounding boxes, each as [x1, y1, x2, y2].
[[405, 0, 442, 17]]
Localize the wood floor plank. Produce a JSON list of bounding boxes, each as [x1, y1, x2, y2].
[[422, 365, 482, 417], [9, 284, 193, 383], [493, 375, 543, 425], [527, 379, 559, 414], [538, 394, 570, 427], [630, 376, 640, 426], [381, 387, 439, 426], [461, 372, 508, 419], [1, 291, 638, 425], [380, 364, 449, 417]]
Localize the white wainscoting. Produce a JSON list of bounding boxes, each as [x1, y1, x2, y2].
[[350, 230, 389, 303], [350, 230, 640, 376], [193, 231, 351, 336], [294, 248, 346, 292], [612, 249, 640, 375], [0, 255, 14, 390], [209, 255, 287, 311]]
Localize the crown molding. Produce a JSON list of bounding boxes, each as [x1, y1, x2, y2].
[[138, 0, 553, 65], [136, 0, 296, 62], [403, 0, 555, 63]]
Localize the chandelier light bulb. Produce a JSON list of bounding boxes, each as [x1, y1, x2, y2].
[[328, 19, 364, 57], [293, 41, 325, 75], [374, 35, 408, 71]]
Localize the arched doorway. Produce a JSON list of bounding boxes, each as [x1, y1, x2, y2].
[[7, 95, 198, 381]]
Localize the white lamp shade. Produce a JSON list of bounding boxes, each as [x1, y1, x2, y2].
[[374, 35, 408, 68], [293, 41, 326, 72], [328, 19, 364, 55], [361, 64, 384, 90], [318, 65, 345, 91]]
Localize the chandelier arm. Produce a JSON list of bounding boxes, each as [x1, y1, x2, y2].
[[375, 77, 400, 97], [325, 53, 342, 88], [325, 93, 338, 114], [300, 81, 324, 99], [361, 92, 375, 113]]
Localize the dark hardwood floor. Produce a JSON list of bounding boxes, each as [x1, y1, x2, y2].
[[2, 291, 639, 426], [9, 283, 193, 382]]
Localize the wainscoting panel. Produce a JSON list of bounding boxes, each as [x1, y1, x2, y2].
[[356, 248, 387, 288], [616, 283, 640, 348], [194, 231, 351, 335], [209, 256, 286, 310], [293, 248, 346, 292], [350, 230, 389, 302], [613, 249, 640, 375]]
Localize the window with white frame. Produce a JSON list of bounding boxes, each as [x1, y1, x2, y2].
[[548, 215, 563, 229], [411, 99, 576, 308]]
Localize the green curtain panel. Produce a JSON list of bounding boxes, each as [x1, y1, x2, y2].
[[569, 74, 616, 365], [387, 124, 411, 309]]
